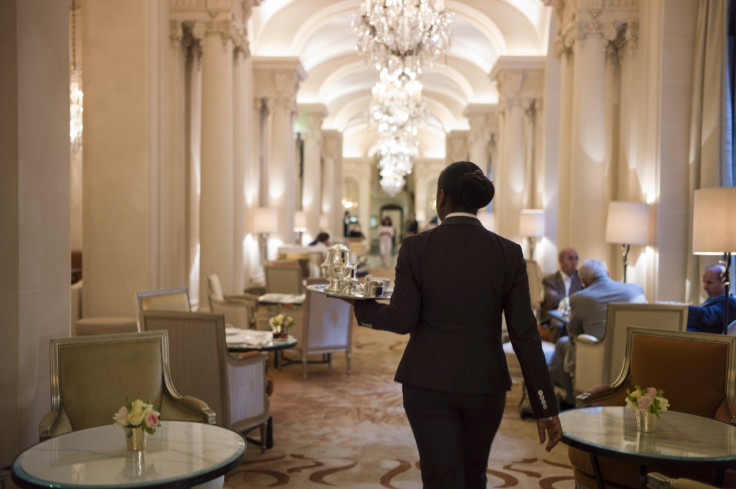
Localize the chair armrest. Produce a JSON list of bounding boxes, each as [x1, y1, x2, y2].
[[576, 333, 599, 344], [38, 409, 73, 441], [161, 393, 216, 424], [224, 292, 260, 304], [39, 410, 58, 440]]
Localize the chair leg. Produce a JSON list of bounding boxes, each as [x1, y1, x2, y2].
[[266, 416, 273, 449], [259, 421, 267, 453], [302, 356, 308, 379], [346, 352, 351, 375]]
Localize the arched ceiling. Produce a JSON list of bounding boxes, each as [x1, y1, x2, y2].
[[251, 0, 552, 158]]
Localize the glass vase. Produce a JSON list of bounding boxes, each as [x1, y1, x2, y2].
[[635, 409, 657, 433], [123, 426, 147, 450]]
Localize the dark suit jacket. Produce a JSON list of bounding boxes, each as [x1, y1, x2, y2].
[[354, 215, 558, 419], [540, 271, 582, 323]]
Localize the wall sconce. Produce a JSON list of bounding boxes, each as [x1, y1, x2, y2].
[[692, 187, 736, 335], [605, 201, 650, 283], [253, 207, 278, 265], [294, 210, 307, 245], [519, 209, 545, 261]]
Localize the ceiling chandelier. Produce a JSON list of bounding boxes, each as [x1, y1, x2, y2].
[[353, 0, 453, 194], [370, 74, 426, 140], [353, 0, 453, 79]]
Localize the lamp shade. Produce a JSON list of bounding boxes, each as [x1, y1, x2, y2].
[[605, 201, 649, 245], [252, 207, 278, 234], [294, 210, 307, 230], [693, 187, 736, 254], [519, 209, 545, 238]]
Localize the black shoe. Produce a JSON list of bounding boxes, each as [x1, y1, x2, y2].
[[555, 393, 576, 412]]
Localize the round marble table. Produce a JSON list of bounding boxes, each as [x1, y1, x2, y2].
[[12, 421, 246, 489], [559, 406, 736, 488]]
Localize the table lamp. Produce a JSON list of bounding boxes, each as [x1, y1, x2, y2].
[[294, 210, 307, 245], [605, 201, 649, 283], [519, 209, 545, 261], [253, 207, 278, 265], [692, 187, 736, 335]]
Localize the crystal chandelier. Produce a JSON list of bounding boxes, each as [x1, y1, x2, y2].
[[353, 0, 453, 194], [370, 74, 426, 140], [353, 0, 453, 79]]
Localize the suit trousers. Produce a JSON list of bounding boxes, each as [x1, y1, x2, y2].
[[402, 384, 506, 489]]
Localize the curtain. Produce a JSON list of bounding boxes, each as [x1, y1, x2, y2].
[[686, 0, 733, 304]]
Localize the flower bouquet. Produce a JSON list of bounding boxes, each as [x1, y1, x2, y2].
[[269, 313, 295, 338], [625, 386, 669, 433], [113, 397, 161, 450], [625, 385, 669, 416]]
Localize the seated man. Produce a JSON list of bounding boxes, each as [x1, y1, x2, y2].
[[687, 263, 736, 334], [539, 247, 582, 341], [549, 259, 647, 407]]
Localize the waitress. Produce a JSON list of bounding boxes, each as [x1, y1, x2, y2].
[[351, 161, 561, 489]]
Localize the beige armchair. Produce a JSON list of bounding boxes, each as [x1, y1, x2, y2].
[[571, 328, 736, 488], [40, 331, 214, 441], [140, 310, 271, 451], [573, 302, 688, 394], [206, 271, 260, 329], [284, 278, 353, 379], [265, 262, 304, 294]]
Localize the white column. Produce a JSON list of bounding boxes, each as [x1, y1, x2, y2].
[[233, 40, 252, 293], [193, 18, 236, 308], [491, 58, 545, 244], [300, 104, 327, 240], [463, 105, 494, 169], [254, 59, 306, 248], [160, 20, 188, 289], [322, 130, 344, 238], [1, 0, 69, 461], [445, 130, 469, 164]]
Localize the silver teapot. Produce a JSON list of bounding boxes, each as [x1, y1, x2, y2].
[[321, 243, 353, 293]]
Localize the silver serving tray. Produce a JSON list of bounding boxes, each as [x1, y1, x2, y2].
[[306, 283, 392, 300]]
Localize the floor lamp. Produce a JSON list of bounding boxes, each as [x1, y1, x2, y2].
[[253, 207, 278, 266], [605, 201, 650, 283], [294, 210, 306, 245], [519, 209, 545, 261], [692, 187, 736, 335]]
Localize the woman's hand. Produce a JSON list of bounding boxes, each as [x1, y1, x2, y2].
[[537, 416, 562, 451]]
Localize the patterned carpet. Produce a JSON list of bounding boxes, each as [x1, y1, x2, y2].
[[225, 265, 575, 489]]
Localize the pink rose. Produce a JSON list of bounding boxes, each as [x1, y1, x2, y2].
[[144, 411, 159, 429], [637, 396, 651, 410], [645, 387, 657, 395]]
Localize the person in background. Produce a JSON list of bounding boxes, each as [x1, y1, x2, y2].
[[351, 161, 561, 489], [549, 259, 646, 408], [687, 263, 736, 334], [539, 248, 582, 341], [308, 232, 330, 260], [343, 211, 350, 237], [406, 212, 419, 236], [378, 216, 395, 268]]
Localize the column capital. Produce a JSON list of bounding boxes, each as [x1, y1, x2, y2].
[[253, 57, 307, 98], [490, 57, 545, 113], [553, 0, 639, 61]]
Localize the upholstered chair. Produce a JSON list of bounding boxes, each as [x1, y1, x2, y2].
[[648, 472, 719, 489], [264, 262, 304, 295], [572, 328, 736, 488], [284, 278, 353, 379], [39, 331, 214, 441], [573, 302, 689, 394], [140, 310, 271, 451], [206, 271, 260, 329]]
